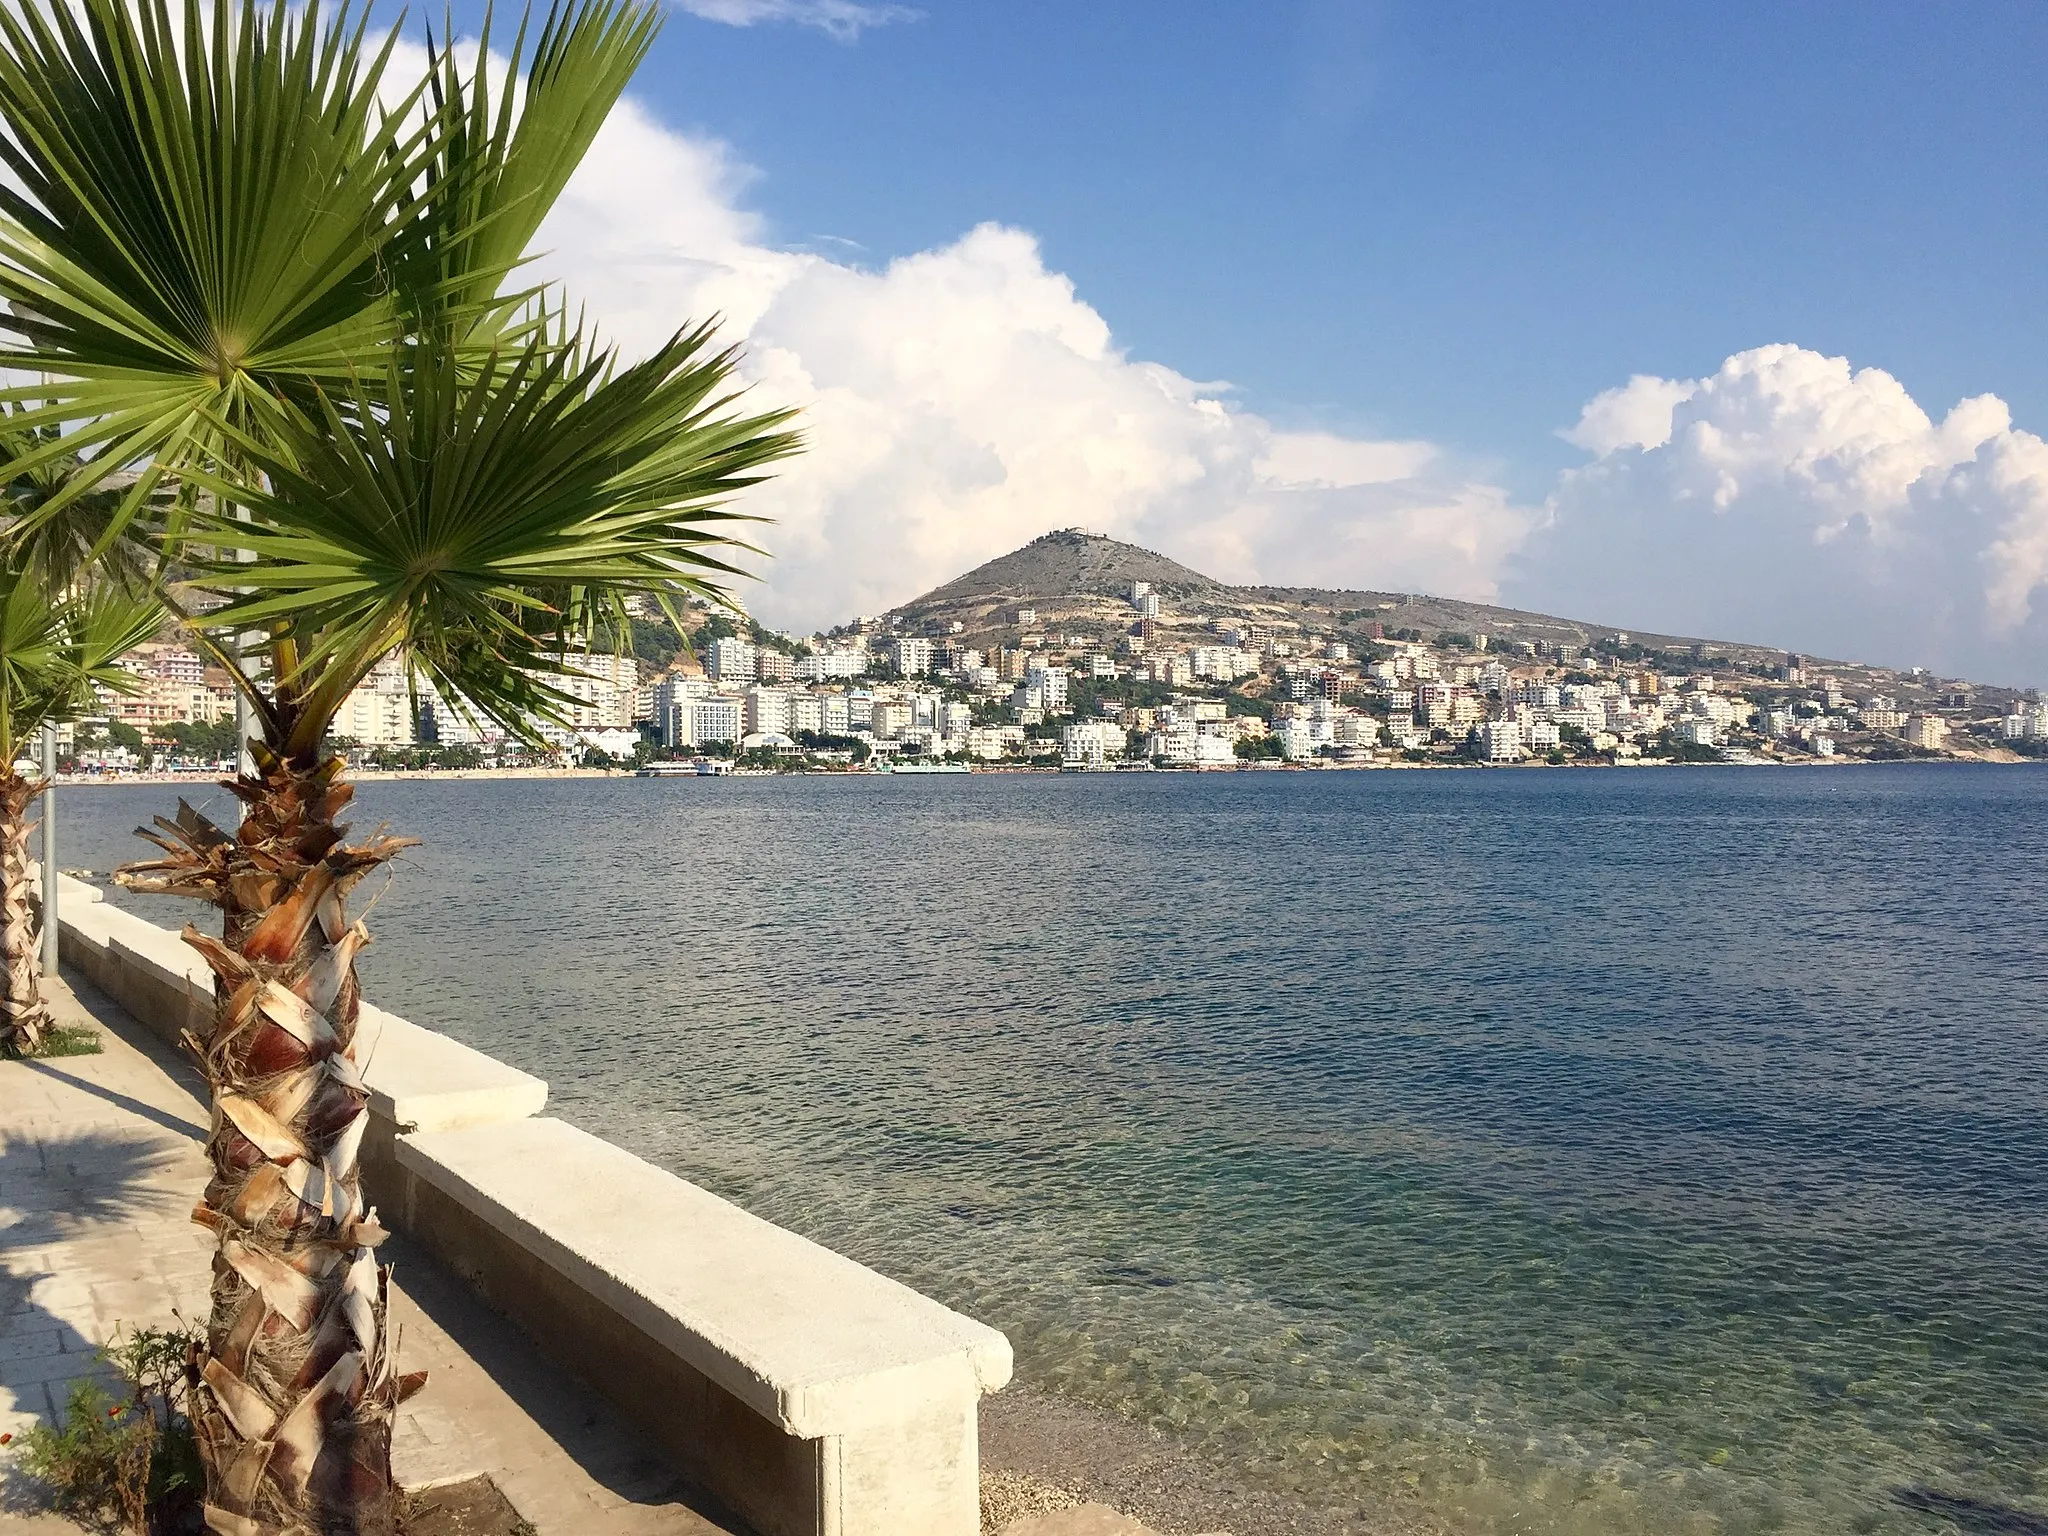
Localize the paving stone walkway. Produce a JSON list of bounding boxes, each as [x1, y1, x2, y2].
[[0, 971, 741, 1535]]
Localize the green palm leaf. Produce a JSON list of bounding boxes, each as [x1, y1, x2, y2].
[[0, 0, 442, 521], [400, 0, 660, 339], [0, 560, 165, 760], [182, 323, 797, 754]]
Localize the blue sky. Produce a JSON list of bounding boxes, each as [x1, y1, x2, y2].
[[499, 0, 2048, 681], [609, 0, 2048, 501]]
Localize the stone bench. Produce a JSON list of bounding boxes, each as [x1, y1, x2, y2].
[[394, 1116, 1012, 1536], [52, 881, 1014, 1535], [51, 881, 548, 1193]]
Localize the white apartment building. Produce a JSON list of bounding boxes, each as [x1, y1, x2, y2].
[[1148, 655, 1192, 687], [1677, 719, 1718, 747], [966, 724, 1026, 760], [336, 657, 416, 746], [1026, 663, 1068, 710], [1332, 713, 1380, 749], [671, 696, 743, 747], [2004, 704, 2048, 738], [756, 650, 795, 683], [1509, 682, 1562, 713], [883, 637, 934, 675], [522, 651, 638, 747], [788, 692, 824, 735], [872, 699, 913, 738], [1904, 714, 1950, 750], [1191, 646, 1259, 682], [1148, 723, 1236, 765], [1061, 718, 1119, 767], [744, 685, 792, 736], [654, 677, 710, 748], [1274, 716, 1322, 761], [418, 684, 498, 747], [707, 636, 757, 683], [794, 648, 866, 681], [139, 645, 206, 685], [1478, 718, 1523, 761]]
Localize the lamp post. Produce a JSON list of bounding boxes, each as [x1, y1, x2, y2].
[[40, 722, 56, 976]]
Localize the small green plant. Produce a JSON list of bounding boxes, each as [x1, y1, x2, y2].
[[8, 1023, 102, 1059], [4, 1324, 202, 1533]]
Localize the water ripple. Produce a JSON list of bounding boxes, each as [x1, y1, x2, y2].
[[64, 765, 2048, 1536]]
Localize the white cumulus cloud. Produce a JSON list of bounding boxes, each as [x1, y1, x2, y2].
[[528, 97, 1530, 629], [672, 0, 919, 41], [1514, 344, 2048, 683]]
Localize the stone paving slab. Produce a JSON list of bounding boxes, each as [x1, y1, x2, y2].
[[0, 972, 740, 1535]]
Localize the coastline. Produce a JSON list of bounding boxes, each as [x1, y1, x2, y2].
[[43, 752, 2041, 790], [980, 1382, 1445, 1536], [48, 765, 624, 787]]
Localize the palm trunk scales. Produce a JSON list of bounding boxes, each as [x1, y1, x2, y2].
[[0, 769, 52, 1055], [121, 749, 420, 1536]]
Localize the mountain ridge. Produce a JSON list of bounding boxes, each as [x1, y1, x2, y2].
[[886, 529, 1840, 674]]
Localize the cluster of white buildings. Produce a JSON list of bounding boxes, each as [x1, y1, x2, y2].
[[94, 644, 237, 732], [2003, 702, 2048, 740], [84, 582, 2015, 770]]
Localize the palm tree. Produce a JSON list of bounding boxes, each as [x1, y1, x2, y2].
[[0, 411, 167, 1055], [0, 0, 796, 1530], [0, 571, 162, 1054]]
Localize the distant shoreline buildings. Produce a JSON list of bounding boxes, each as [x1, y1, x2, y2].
[[55, 547, 2048, 775]]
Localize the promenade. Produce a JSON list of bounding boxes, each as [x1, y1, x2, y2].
[[0, 971, 1179, 1536], [0, 971, 746, 1535]]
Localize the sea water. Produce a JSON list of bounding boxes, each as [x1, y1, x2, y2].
[[66, 766, 2048, 1535]]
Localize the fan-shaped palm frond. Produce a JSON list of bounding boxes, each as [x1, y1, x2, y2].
[[182, 322, 797, 754], [0, 560, 164, 759], [0, 403, 170, 587], [0, 562, 163, 1056], [0, 0, 442, 527], [399, 0, 660, 341]]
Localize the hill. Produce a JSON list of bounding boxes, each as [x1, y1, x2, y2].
[[875, 529, 2023, 709], [908, 529, 1222, 608]]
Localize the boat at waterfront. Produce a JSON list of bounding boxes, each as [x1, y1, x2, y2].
[[880, 761, 972, 774], [636, 758, 733, 777]]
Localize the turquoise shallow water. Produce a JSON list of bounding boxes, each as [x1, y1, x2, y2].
[[64, 766, 2048, 1535]]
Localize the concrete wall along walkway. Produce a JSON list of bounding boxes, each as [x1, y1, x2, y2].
[[45, 876, 1014, 1536]]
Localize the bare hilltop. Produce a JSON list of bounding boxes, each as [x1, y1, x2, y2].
[[864, 527, 2030, 716], [895, 529, 1830, 667]]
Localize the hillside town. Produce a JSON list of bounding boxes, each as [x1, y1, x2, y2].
[[58, 564, 2048, 775]]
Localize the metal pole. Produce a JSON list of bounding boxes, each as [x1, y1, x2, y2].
[[40, 722, 57, 976], [236, 691, 255, 778]]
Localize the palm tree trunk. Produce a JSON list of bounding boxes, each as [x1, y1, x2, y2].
[[119, 747, 419, 1536], [0, 770, 52, 1056]]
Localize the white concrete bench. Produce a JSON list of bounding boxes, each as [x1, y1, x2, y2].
[[52, 881, 548, 1190], [395, 1117, 1012, 1536], [53, 885, 1015, 1534]]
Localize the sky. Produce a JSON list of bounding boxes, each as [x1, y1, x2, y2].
[[448, 0, 2048, 683]]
